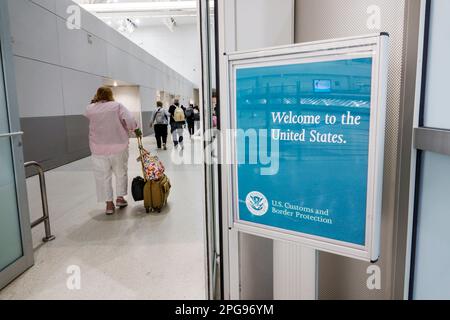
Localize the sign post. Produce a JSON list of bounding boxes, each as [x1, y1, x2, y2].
[[226, 34, 389, 263]]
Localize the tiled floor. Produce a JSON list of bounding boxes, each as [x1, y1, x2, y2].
[[0, 135, 206, 300]]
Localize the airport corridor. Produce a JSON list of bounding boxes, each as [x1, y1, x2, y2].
[[0, 135, 206, 300]]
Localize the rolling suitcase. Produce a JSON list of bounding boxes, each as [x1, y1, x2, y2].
[[143, 174, 171, 213], [136, 134, 171, 213]]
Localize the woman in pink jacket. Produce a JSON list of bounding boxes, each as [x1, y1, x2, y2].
[[85, 87, 138, 215]]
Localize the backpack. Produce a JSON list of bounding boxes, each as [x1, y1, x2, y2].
[[174, 106, 186, 122], [153, 108, 167, 125], [194, 109, 200, 121], [185, 108, 194, 119]]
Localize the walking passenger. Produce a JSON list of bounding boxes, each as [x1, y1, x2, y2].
[[150, 101, 170, 150], [85, 86, 138, 216], [169, 100, 186, 150], [186, 104, 195, 137], [193, 106, 201, 132]]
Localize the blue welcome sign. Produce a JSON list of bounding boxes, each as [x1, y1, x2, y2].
[[227, 35, 389, 261]]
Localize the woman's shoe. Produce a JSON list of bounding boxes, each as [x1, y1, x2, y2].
[[106, 202, 115, 216], [116, 197, 128, 209], [163, 143, 167, 150]]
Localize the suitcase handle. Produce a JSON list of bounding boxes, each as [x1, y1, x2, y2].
[[136, 133, 148, 182]]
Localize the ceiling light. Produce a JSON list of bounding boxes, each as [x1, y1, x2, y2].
[[163, 17, 177, 32], [81, 1, 199, 13], [117, 18, 137, 34]]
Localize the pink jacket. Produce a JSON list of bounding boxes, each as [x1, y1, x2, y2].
[[85, 101, 138, 156]]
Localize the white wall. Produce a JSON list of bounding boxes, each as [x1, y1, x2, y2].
[[112, 86, 143, 128], [235, 0, 294, 50], [129, 24, 201, 87], [8, 0, 195, 119]]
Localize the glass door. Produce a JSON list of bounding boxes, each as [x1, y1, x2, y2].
[[0, 1, 33, 290], [199, 0, 222, 299], [409, 0, 450, 300]]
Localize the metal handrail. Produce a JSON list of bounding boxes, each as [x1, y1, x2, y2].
[[0, 131, 23, 138], [24, 161, 55, 243]]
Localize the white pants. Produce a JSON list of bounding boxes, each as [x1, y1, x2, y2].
[[171, 123, 184, 147], [92, 149, 129, 202]]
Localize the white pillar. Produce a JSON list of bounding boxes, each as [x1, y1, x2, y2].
[[273, 241, 317, 300]]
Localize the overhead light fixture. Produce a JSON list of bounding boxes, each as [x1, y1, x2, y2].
[[117, 18, 138, 34], [81, 1, 199, 13], [163, 17, 177, 32]]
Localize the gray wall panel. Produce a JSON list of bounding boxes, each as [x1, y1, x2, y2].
[[8, 0, 60, 65], [61, 67, 103, 116], [140, 87, 157, 112], [239, 234, 274, 300], [30, 0, 56, 12], [64, 115, 90, 155], [21, 116, 68, 173], [14, 56, 65, 118], [56, 18, 109, 78], [141, 111, 155, 137], [21, 115, 91, 176]]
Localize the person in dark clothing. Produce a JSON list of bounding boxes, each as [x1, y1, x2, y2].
[[193, 105, 201, 132], [185, 104, 195, 137], [150, 101, 170, 150], [168, 100, 186, 149]]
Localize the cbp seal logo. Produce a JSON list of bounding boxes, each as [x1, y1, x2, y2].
[[246, 192, 269, 216]]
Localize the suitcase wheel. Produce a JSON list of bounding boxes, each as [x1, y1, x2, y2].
[[145, 207, 150, 214]]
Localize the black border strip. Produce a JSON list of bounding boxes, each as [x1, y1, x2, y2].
[[408, 0, 432, 300]]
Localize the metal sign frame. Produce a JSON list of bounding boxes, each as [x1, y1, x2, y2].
[[225, 34, 389, 262]]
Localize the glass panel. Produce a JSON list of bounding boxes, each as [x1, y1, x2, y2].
[[203, 0, 220, 299], [0, 76, 8, 134], [413, 151, 450, 299], [423, 0, 450, 129], [0, 43, 23, 271], [0, 138, 23, 271]]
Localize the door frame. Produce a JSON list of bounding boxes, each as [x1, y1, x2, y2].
[[198, 0, 224, 299], [405, 0, 450, 299], [0, 0, 34, 290]]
